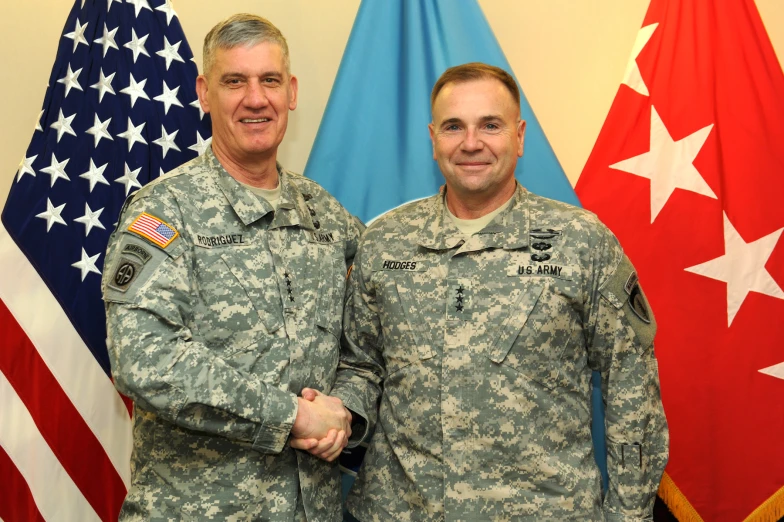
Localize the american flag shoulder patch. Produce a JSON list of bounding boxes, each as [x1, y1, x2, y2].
[[128, 212, 179, 248]]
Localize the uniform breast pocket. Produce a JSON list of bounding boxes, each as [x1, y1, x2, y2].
[[372, 272, 437, 377], [486, 279, 575, 389], [193, 247, 282, 354]]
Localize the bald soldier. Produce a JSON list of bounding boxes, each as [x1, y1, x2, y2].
[[103, 14, 360, 521], [323, 63, 669, 520]]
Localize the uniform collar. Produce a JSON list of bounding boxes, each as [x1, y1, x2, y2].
[[210, 148, 316, 230], [417, 183, 530, 252]]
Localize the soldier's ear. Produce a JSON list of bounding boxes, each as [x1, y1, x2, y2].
[[288, 75, 298, 111], [517, 120, 526, 157], [196, 75, 210, 114], [428, 123, 437, 160]]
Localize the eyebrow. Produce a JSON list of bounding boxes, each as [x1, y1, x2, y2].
[[439, 114, 503, 126], [219, 71, 284, 82]]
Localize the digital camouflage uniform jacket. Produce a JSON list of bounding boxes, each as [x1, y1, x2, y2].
[[102, 149, 362, 522], [334, 185, 668, 521]]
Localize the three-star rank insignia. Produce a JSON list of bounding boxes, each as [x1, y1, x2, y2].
[[454, 284, 466, 312]]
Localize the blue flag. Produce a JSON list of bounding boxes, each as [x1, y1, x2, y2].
[[0, 0, 210, 519], [304, 0, 608, 497], [305, 0, 578, 223]]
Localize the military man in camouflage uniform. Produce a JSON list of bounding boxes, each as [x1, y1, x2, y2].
[[329, 63, 669, 520], [102, 14, 360, 521]]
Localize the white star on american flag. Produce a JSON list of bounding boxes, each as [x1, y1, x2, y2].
[[17, 154, 37, 181], [90, 68, 116, 102], [155, 0, 178, 25], [156, 37, 185, 70], [115, 162, 143, 196], [74, 203, 106, 237], [79, 159, 110, 192], [153, 125, 181, 158], [124, 28, 150, 63], [40, 153, 71, 187], [85, 114, 113, 147], [36, 198, 68, 232], [94, 23, 119, 57], [117, 117, 148, 152], [127, 0, 153, 18], [64, 19, 89, 53], [71, 248, 102, 281], [50, 109, 77, 142], [153, 80, 183, 114], [189, 130, 212, 156], [57, 64, 84, 98], [120, 73, 150, 107]]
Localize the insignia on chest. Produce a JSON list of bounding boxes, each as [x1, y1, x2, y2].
[[527, 227, 562, 263]]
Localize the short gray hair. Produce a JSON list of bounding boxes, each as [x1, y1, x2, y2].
[[202, 13, 290, 76]]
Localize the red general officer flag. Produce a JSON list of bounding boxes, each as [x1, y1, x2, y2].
[[576, 1, 784, 520]]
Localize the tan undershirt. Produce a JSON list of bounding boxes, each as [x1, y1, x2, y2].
[[446, 194, 515, 236], [243, 182, 282, 210]]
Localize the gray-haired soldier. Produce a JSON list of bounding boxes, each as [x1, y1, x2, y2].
[[102, 14, 361, 521], [329, 63, 669, 520]]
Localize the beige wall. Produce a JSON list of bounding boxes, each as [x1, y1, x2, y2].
[[1, 1, 782, 211]]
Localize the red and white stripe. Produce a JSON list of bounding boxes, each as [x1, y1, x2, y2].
[[0, 223, 132, 521]]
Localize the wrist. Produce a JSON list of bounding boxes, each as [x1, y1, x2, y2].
[[292, 397, 312, 438]]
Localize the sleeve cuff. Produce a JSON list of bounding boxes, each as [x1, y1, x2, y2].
[[252, 387, 298, 454], [333, 392, 371, 447], [603, 511, 652, 522]]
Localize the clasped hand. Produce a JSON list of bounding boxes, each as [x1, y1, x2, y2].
[[290, 388, 351, 462]]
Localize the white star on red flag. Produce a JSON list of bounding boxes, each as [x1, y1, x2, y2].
[[685, 213, 784, 326], [621, 23, 658, 96], [610, 106, 716, 223], [576, 1, 784, 519]]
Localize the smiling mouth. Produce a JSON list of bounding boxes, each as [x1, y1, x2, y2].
[[457, 162, 490, 168], [240, 118, 271, 123]]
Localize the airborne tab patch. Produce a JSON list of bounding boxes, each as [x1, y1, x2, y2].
[[128, 213, 178, 248], [122, 243, 152, 263]]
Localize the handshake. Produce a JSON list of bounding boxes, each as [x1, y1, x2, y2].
[[290, 388, 352, 462]]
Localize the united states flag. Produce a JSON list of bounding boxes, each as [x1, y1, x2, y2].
[[0, 0, 211, 520]]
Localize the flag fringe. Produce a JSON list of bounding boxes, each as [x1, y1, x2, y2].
[[742, 484, 784, 522], [659, 472, 784, 522], [658, 472, 705, 522]]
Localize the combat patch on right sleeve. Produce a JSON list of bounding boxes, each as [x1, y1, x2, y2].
[[600, 255, 657, 350]]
